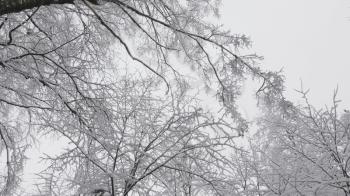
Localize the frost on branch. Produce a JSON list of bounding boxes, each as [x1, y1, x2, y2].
[[0, 0, 285, 194], [239, 90, 350, 196], [34, 76, 244, 195]]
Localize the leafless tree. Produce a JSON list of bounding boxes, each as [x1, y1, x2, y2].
[[31, 75, 242, 196], [244, 89, 350, 196], [0, 0, 284, 194]]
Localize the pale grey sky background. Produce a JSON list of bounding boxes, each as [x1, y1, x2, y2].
[[222, 0, 350, 110], [22, 0, 350, 192]]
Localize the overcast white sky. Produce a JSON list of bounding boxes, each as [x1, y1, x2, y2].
[[221, 0, 350, 110], [21, 0, 350, 192]]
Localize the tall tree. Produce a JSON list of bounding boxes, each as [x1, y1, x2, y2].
[[34, 75, 242, 196], [246, 89, 350, 196], [0, 0, 284, 194]]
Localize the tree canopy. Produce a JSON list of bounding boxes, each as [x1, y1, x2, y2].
[[6, 1, 345, 196]]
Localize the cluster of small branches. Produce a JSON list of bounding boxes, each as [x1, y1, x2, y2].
[[0, 0, 285, 195], [32, 75, 244, 195], [226, 89, 350, 196]]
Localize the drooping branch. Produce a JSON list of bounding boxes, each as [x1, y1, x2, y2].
[[0, 0, 99, 16]]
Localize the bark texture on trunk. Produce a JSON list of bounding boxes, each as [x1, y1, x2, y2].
[[0, 0, 98, 16]]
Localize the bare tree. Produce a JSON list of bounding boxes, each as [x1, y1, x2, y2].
[[245, 89, 350, 196], [31, 75, 242, 196], [0, 0, 284, 194]]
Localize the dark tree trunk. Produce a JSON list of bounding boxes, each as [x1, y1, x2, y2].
[[0, 0, 99, 16]]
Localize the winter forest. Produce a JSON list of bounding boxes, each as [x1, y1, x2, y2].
[[1, 0, 350, 195]]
